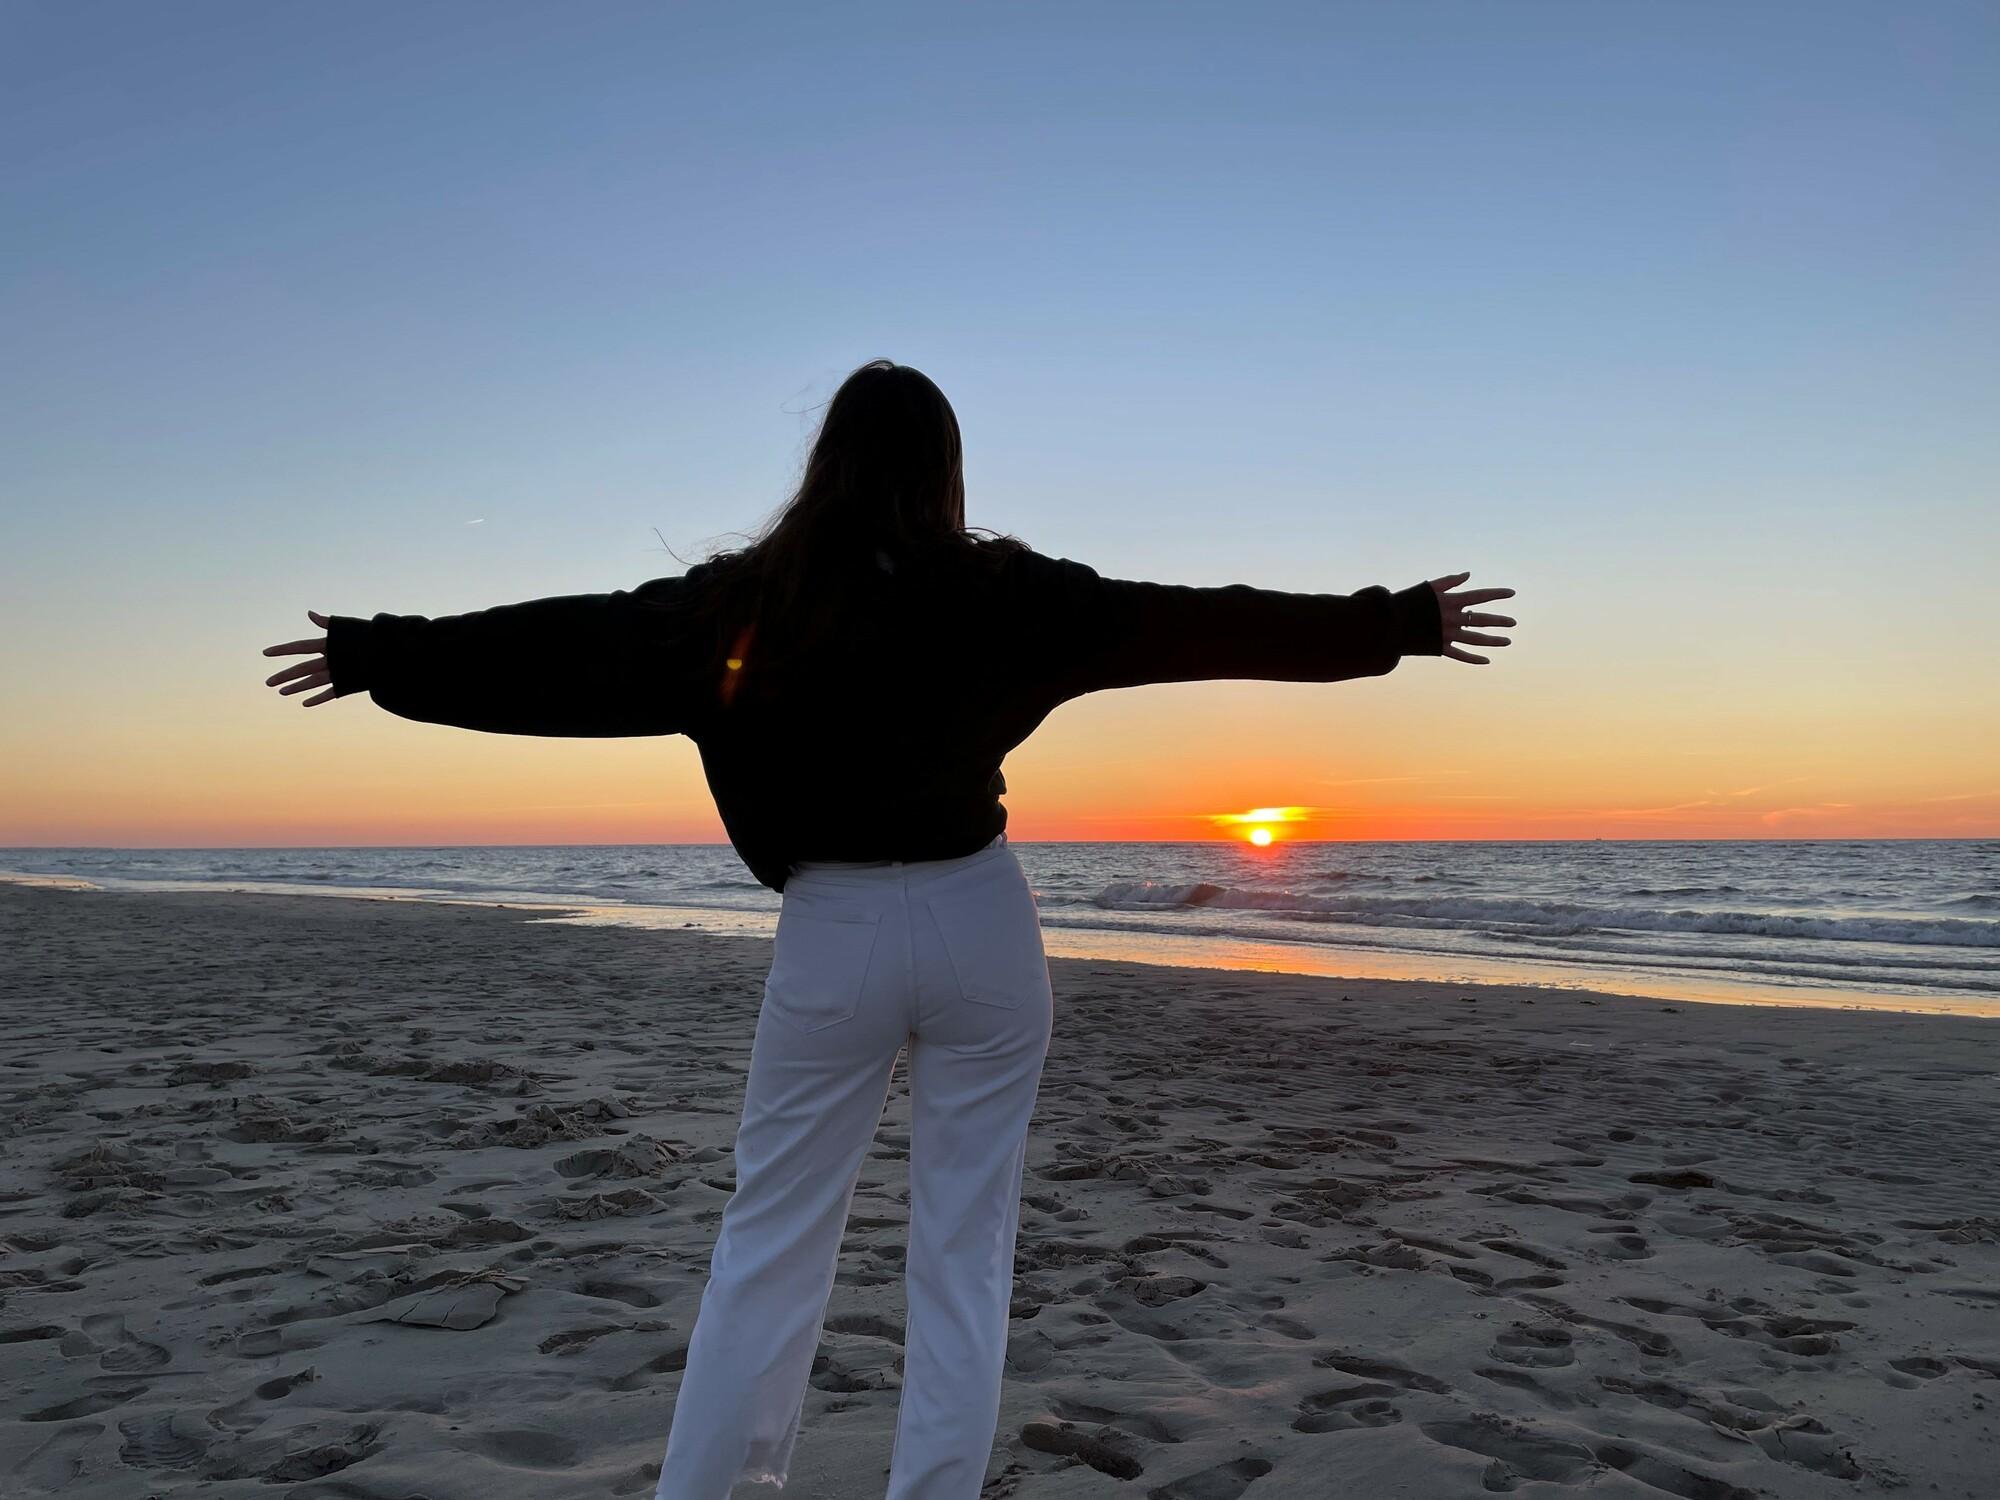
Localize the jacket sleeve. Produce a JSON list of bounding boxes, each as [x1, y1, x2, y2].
[[1019, 552, 1444, 702], [321, 575, 708, 737]]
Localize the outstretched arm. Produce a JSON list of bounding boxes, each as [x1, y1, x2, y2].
[[260, 576, 710, 737], [1021, 552, 1514, 701]]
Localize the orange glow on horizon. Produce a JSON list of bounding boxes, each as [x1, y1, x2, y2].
[[1214, 806, 1304, 846], [3, 695, 1996, 846]]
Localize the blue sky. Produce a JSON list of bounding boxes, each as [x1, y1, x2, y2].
[[3, 1, 1996, 842]]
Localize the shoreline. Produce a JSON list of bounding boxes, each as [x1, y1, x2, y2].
[[3, 871, 1987, 1019]]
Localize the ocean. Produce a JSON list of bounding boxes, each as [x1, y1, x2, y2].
[[4, 839, 1994, 1015]]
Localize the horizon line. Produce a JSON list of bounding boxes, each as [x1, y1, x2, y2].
[[3, 834, 1993, 852]]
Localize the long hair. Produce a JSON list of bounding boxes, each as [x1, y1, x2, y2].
[[684, 360, 1025, 708]]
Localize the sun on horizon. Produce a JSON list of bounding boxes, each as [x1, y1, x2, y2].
[[1211, 806, 1312, 846]]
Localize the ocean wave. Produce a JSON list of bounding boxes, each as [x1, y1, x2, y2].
[[1038, 909, 2000, 995], [1618, 885, 1745, 897], [1089, 880, 2000, 949]]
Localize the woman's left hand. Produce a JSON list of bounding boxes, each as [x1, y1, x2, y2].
[[262, 610, 337, 706]]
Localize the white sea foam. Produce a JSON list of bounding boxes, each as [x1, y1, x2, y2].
[[1088, 880, 2000, 948]]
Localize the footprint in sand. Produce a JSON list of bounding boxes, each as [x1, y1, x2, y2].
[[1293, 1382, 1404, 1432], [260, 1426, 382, 1482], [1006, 1328, 1058, 1373], [1490, 1325, 1576, 1368], [1887, 1355, 1950, 1382], [197, 1262, 284, 1288], [575, 1278, 663, 1309], [1475, 1366, 1581, 1409], [539, 1323, 626, 1356], [1122, 1229, 1227, 1259], [612, 1460, 664, 1495], [1257, 1312, 1317, 1340], [230, 1326, 325, 1359], [1596, 1372, 1796, 1451], [1145, 1455, 1273, 1499], [2, 1324, 66, 1347], [116, 1411, 210, 1470], [808, 1350, 878, 1393], [25, 1387, 147, 1423], [1048, 1396, 1179, 1444], [1022, 1420, 1144, 1479], [1620, 1296, 1851, 1356], [1519, 1295, 1679, 1361], [1595, 1441, 1759, 1499], [80, 1313, 170, 1373], [209, 1366, 321, 1433], [454, 1428, 581, 1471], [1496, 1274, 1568, 1293], [1022, 1192, 1089, 1222], [1314, 1352, 1452, 1394], [824, 1312, 904, 1342], [1088, 1277, 1207, 1343], [1418, 1416, 1596, 1491], [1479, 1238, 1568, 1270], [607, 1348, 688, 1391], [254, 1366, 318, 1400], [1585, 1224, 1654, 1261]]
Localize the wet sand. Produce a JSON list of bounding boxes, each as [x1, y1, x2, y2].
[[2, 881, 1997, 1498]]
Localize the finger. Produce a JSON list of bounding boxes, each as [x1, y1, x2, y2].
[[1442, 644, 1491, 665], [308, 609, 330, 627], [1462, 612, 1516, 627], [265, 657, 326, 686], [1454, 631, 1511, 647], [278, 672, 330, 696], [1447, 587, 1515, 604], [301, 685, 337, 707], [262, 636, 329, 657], [1430, 571, 1472, 589]]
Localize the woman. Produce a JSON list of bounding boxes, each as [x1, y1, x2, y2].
[[261, 359, 1515, 1499]]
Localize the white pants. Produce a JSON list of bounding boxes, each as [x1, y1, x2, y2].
[[653, 834, 1055, 1499]]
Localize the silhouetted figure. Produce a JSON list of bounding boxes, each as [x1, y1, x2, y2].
[[262, 358, 1515, 1498]]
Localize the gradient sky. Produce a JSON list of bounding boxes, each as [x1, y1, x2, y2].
[[3, 1, 1995, 847]]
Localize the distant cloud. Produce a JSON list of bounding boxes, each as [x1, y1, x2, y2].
[[1913, 789, 1999, 803], [492, 800, 676, 812], [1707, 776, 1808, 798], [1315, 772, 1466, 787], [1758, 803, 1854, 826], [1599, 799, 1719, 817], [1209, 805, 1321, 826]]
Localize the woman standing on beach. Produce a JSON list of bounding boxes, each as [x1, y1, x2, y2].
[[262, 359, 1515, 1499]]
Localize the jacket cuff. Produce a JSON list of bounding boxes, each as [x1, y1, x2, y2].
[[1388, 580, 1444, 656], [325, 614, 377, 697]]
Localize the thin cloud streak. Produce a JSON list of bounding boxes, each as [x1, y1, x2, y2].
[[1314, 772, 1468, 787]]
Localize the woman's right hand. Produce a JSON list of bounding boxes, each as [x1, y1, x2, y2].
[[1428, 573, 1516, 665], [262, 609, 337, 706]]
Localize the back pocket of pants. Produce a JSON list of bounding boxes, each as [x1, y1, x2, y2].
[[923, 875, 1050, 1010], [765, 907, 882, 1032]]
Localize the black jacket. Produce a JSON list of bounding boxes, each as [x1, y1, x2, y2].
[[325, 542, 1444, 892]]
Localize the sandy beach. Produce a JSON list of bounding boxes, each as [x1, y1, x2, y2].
[[2, 880, 1996, 1499]]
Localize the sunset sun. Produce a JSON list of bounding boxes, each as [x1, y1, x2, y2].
[[1212, 806, 1311, 843]]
